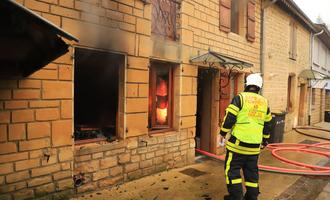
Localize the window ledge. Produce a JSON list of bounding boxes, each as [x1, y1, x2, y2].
[[148, 128, 177, 137], [74, 137, 120, 146]]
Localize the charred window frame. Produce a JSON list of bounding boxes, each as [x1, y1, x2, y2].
[[148, 62, 174, 131], [150, 0, 178, 40], [74, 48, 124, 144]]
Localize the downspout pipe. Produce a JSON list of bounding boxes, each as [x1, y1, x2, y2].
[[308, 29, 324, 125], [260, 0, 279, 95]]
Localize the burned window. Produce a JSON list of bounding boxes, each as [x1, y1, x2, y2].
[[151, 0, 177, 40], [74, 48, 124, 143], [149, 63, 173, 130]]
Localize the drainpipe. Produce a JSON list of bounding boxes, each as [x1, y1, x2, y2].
[[260, 0, 279, 95], [308, 29, 324, 125]]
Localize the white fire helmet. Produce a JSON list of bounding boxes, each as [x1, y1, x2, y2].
[[246, 73, 263, 88]]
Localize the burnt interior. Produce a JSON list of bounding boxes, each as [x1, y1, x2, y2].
[[74, 48, 123, 142]]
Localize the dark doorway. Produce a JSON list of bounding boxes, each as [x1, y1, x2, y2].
[[74, 48, 124, 143], [196, 68, 217, 153]]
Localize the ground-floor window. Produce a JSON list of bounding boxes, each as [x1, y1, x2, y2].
[[148, 62, 174, 131], [74, 48, 124, 143]]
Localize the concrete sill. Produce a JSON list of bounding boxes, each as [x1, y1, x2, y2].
[[74, 137, 107, 145], [148, 128, 176, 136]]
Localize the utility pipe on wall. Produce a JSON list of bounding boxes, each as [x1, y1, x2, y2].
[[308, 29, 324, 125]]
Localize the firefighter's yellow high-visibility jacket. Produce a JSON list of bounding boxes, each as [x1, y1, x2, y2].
[[220, 92, 272, 155]]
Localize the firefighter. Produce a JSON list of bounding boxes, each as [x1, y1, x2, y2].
[[220, 73, 272, 200]]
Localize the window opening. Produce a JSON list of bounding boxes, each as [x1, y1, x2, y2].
[[151, 0, 177, 40], [74, 48, 123, 143], [149, 62, 174, 130]]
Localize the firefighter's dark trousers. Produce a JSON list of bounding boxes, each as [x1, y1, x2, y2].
[[224, 150, 259, 200]]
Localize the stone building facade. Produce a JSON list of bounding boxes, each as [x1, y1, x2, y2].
[[2, 0, 328, 200], [262, 0, 315, 132], [0, 0, 262, 199]]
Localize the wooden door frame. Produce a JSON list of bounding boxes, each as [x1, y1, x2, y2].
[[196, 68, 219, 154], [298, 83, 307, 126], [210, 70, 220, 154]]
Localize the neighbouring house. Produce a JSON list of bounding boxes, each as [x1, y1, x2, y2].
[[261, 0, 319, 132], [310, 24, 330, 124]]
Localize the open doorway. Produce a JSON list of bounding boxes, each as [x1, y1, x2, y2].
[[196, 68, 218, 153]]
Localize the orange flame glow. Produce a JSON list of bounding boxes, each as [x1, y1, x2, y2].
[[156, 78, 168, 96], [156, 108, 167, 124], [156, 77, 168, 125]]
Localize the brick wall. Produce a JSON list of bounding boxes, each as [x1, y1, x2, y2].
[[73, 131, 195, 193], [262, 4, 311, 131], [0, 46, 74, 200]]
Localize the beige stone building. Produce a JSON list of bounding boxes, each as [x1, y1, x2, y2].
[[1, 0, 328, 200], [0, 0, 262, 199], [261, 0, 317, 132]]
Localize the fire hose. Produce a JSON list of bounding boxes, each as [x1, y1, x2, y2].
[[195, 127, 330, 176]]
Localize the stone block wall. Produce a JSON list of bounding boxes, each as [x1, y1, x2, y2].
[[73, 130, 195, 194], [311, 88, 325, 124], [0, 47, 75, 200]]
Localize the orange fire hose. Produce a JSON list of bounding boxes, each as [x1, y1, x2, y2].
[[195, 127, 330, 176]]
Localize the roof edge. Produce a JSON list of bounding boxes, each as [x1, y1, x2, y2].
[[276, 0, 317, 32], [7, 0, 79, 42]]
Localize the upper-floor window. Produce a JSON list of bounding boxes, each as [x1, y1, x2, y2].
[[219, 0, 256, 42], [313, 39, 330, 71], [151, 0, 177, 40], [289, 21, 297, 60]]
